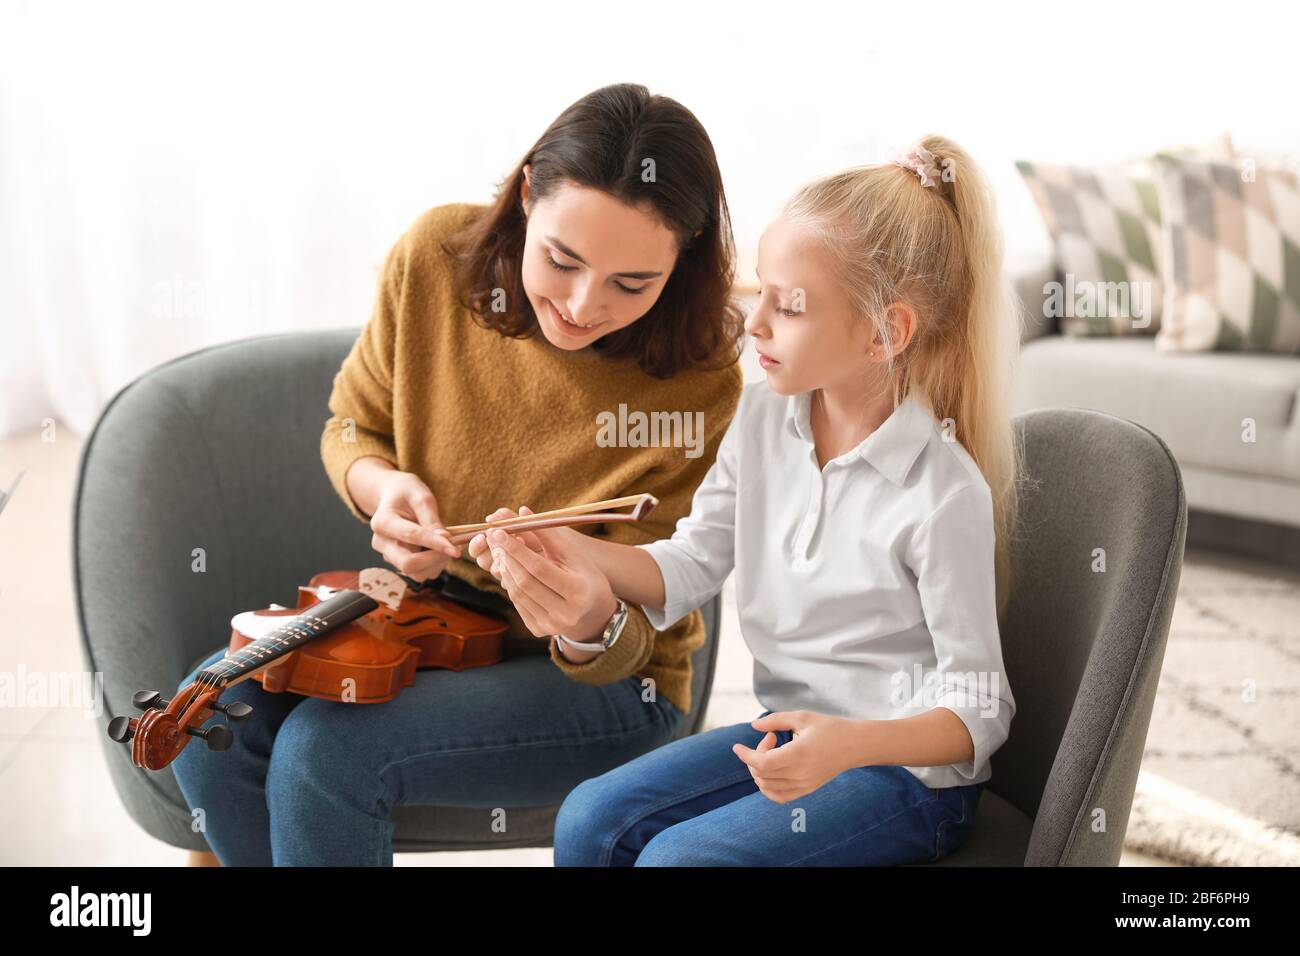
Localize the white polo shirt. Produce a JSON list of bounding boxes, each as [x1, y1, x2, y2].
[[638, 382, 1015, 789]]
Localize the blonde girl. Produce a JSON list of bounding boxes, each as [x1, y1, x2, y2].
[[473, 135, 1023, 866]]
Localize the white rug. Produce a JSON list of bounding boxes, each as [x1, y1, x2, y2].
[[1123, 548, 1300, 866]]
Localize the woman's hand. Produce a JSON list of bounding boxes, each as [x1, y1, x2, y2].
[[367, 470, 461, 582], [731, 711, 861, 804], [471, 507, 617, 645]]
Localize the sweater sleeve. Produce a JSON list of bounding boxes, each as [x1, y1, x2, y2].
[[320, 233, 406, 523], [546, 371, 742, 694]]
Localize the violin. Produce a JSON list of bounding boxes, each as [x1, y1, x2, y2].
[[107, 493, 658, 771]]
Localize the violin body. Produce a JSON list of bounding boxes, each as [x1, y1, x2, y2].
[[229, 570, 508, 704]]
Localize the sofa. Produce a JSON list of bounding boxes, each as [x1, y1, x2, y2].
[[1011, 262, 1300, 563]]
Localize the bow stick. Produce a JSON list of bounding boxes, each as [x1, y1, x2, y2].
[[441, 493, 658, 546]]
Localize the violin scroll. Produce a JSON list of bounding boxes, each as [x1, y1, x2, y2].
[[106, 681, 251, 771]]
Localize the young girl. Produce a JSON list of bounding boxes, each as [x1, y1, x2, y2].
[[470, 135, 1022, 866]]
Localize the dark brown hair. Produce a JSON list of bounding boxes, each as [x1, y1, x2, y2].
[[441, 83, 745, 377]]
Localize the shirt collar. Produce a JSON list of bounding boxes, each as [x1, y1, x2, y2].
[[784, 390, 936, 486]]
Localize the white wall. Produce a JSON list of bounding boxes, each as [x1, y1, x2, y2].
[[1, 0, 1294, 436]]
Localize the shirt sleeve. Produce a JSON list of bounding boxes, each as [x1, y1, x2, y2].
[[905, 482, 1016, 781], [635, 387, 746, 631], [319, 232, 406, 522]]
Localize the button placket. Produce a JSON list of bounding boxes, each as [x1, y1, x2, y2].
[[793, 460, 827, 563]]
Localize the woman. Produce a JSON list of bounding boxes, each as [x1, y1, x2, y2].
[[172, 83, 746, 866]]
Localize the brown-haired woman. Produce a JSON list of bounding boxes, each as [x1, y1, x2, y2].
[[171, 82, 745, 866]]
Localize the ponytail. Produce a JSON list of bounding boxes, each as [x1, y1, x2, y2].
[[783, 135, 1025, 618]]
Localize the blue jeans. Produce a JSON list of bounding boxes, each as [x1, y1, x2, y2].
[[171, 645, 684, 865], [554, 710, 984, 866]]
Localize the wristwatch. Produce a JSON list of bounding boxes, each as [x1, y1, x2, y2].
[[555, 598, 628, 656]]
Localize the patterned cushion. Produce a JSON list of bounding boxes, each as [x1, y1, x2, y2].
[[1153, 155, 1300, 354], [1016, 134, 1234, 337]]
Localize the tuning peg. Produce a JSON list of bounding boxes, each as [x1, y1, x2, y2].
[[186, 723, 234, 752], [132, 690, 170, 711], [107, 715, 135, 743], [208, 700, 252, 722]]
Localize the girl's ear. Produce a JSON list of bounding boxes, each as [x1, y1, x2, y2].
[[882, 301, 919, 354]]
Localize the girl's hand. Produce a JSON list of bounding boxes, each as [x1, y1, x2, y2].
[[466, 506, 589, 580], [466, 506, 546, 578], [478, 511, 617, 644], [368, 470, 461, 582], [732, 711, 860, 803]]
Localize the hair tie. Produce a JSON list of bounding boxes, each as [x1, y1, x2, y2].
[[884, 143, 942, 188]]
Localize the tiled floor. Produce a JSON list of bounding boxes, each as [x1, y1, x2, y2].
[[0, 418, 1175, 866]]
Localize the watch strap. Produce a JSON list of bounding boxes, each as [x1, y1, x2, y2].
[[556, 598, 627, 654]]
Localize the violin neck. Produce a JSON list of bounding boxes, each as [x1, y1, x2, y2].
[[203, 589, 380, 685]]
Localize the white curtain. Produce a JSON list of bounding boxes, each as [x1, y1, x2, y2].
[[2, 0, 1292, 439]]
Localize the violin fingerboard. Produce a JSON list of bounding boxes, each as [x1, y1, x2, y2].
[[204, 589, 379, 685]]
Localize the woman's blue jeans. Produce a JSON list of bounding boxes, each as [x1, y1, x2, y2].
[[171, 645, 684, 865], [554, 710, 984, 866]]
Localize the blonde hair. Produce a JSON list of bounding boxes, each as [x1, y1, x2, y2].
[[782, 134, 1025, 618]]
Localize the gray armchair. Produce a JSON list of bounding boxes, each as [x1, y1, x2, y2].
[[73, 329, 723, 853], [916, 405, 1187, 865]]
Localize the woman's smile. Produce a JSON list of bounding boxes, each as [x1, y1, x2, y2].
[[547, 298, 606, 336]]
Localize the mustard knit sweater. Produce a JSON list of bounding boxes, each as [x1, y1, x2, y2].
[[319, 202, 743, 716]]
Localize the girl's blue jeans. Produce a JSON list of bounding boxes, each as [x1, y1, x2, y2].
[[554, 710, 984, 866], [171, 645, 685, 866]]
